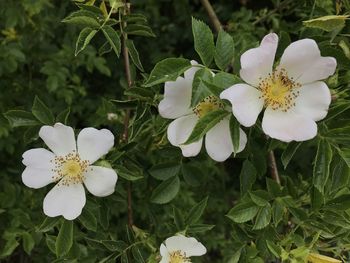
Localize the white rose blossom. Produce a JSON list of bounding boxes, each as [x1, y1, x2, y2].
[[159, 235, 206, 263], [158, 61, 247, 162], [220, 33, 337, 142], [21, 123, 118, 220]]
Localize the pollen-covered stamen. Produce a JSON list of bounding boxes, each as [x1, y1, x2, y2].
[[193, 95, 224, 118], [169, 251, 191, 263], [258, 68, 301, 112], [50, 150, 90, 186]]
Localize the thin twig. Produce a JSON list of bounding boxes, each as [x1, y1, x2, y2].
[[200, 0, 222, 33], [121, 1, 133, 227], [268, 150, 281, 185]]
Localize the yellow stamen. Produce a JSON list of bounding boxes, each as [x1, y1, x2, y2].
[[193, 95, 223, 118], [169, 251, 191, 263], [51, 151, 89, 186], [258, 68, 301, 112]]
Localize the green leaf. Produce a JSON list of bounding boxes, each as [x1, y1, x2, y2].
[[37, 217, 61, 232], [56, 108, 70, 124], [185, 196, 208, 225], [227, 201, 259, 223], [266, 240, 281, 258], [75, 27, 97, 56], [0, 238, 19, 258], [143, 58, 191, 87], [311, 186, 324, 210], [55, 220, 73, 257], [4, 110, 40, 127], [303, 15, 349, 32], [102, 240, 127, 252], [330, 157, 350, 192], [215, 30, 234, 70], [240, 160, 257, 194], [22, 232, 35, 255], [111, 99, 139, 109], [213, 72, 241, 88], [249, 190, 270, 207], [253, 203, 272, 230], [149, 162, 181, 181], [272, 199, 284, 226], [126, 39, 144, 72], [99, 41, 112, 56], [78, 209, 97, 231], [184, 109, 228, 144], [229, 115, 241, 154], [191, 68, 214, 106], [338, 148, 350, 168], [115, 165, 143, 181], [281, 142, 302, 169], [173, 206, 185, 230], [62, 10, 100, 28], [313, 139, 333, 193], [192, 17, 215, 66], [325, 194, 350, 210], [150, 176, 180, 204], [102, 25, 121, 57], [187, 224, 215, 233], [124, 24, 155, 37], [31, 96, 55, 125]]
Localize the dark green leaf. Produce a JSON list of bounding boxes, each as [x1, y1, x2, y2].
[[32, 96, 55, 125], [253, 204, 272, 230], [229, 115, 241, 154], [144, 58, 191, 87], [240, 160, 257, 194], [313, 139, 333, 193], [227, 201, 259, 223], [4, 110, 40, 127], [185, 196, 208, 225], [124, 24, 155, 37], [126, 39, 144, 71], [192, 17, 215, 66], [62, 10, 100, 28], [184, 109, 228, 144], [37, 217, 61, 232], [78, 209, 97, 231], [150, 176, 180, 204], [75, 27, 97, 56], [56, 108, 70, 124], [281, 142, 301, 169], [102, 25, 121, 57], [149, 162, 181, 181], [215, 30, 234, 70]]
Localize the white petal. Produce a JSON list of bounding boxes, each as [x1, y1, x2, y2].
[[43, 182, 86, 220], [160, 243, 168, 257], [184, 60, 199, 80], [83, 166, 118, 197], [77, 128, 114, 164], [279, 39, 336, 84], [205, 119, 247, 162], [22, 148, 55, 169], [294, 81, 331, 121], [165, 235, 206, 257], [167, 114, 202, 157], [262, 108, 317, 142], [220, 84, 264, 127], [158, 77, 193, 119], [22, 167, 55, 189], [240, 33, 279, 86], [39, 123, 76, 157]]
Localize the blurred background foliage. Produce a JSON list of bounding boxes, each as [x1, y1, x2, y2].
[[1, 0, 350, 262]]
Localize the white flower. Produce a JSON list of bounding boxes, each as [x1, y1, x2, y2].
[[159, 235, 206, 263], [21, 123, 118, 220], [220, 33, 336, 142], [158, 61, 247, 162]]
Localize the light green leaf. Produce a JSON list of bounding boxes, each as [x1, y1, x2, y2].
[[266, 240, 281, 258], [253, 203, 272, 230], [144, 58, 191, 87], [75, 27, 97, 56], [115, 165, 143, 181], [303, 15, 349, 32], [4, 110, 40, 127], [313, 139, 333, 193], [55, 220, 73, 257], [62, 10, 100, 28], [185, 196, 208, 225], [184, 109, 228, 144], [102, 25, 121, 57], [227, 201, 259, 223], [126, 39, 144, 71], [191, 68, 214, 106], [32, 96, 55, 125], [192, 17, 215, 66], [22, 232, 35, 255], [150, 176, 180, 204], [215, 29, 234, 70]]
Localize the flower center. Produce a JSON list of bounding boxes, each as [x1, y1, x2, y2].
[[169, 251, 191, 263], [258, 68, 301, 111], [51, 151, 90, 185], [193, 95, 223, 117]]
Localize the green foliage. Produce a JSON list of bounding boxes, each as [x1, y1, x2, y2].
[[1, 0, 350, 262]]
